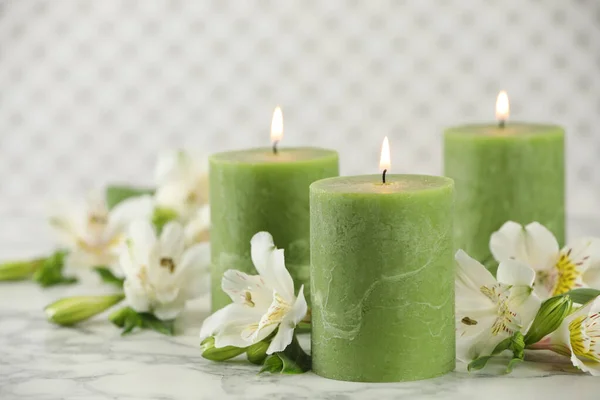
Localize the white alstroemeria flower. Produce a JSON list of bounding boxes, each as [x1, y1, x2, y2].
[[120, 220, 210, 320], [490, 221, 600, 299], [199, 232, 307, 354], [49, 194, 154, 273], [546, 297, 600, 375], [184, 205, 210, 247], [155, 150, 209, 222], [456, 249, 541, 362]]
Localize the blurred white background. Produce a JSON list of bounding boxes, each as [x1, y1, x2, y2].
[[0, 0, 598, 237]]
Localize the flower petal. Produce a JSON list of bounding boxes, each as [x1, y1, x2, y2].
[[523, 222, 560, 270], [124, 280, 151, 313], [118, 241, 136, 279], [456, 314, 500, 362], [265, 285, 308, 353], [184, 206, 211, 246], [47, 203, 80, 248], [159, 222, 185, 261], [200, 304, 259, 348], [289, 285, 308, 325], [571, 354, 600, 376], [566, 237, 600, 273], [221, 269, 272, 309], [510, 286, 542, 333], [177, 243, 212, 299], [490, 221, 528, 264], [107, 195, 154, 236], [153, 297, 185, 320], [250, 232, 295, 301], [583, 266, 600, 293], [128, 220, 158, 267], [455, 249, 497, 291], [497, 259, 536, 287], [267, 322, 295, 355], [154, 285, 180, 304]]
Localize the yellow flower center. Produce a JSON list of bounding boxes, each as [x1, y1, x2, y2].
[[569, 313, 600, 362], [538, 249, 588, 296], [480, 284, 520, 336]]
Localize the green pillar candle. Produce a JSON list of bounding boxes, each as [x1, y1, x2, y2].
[[210, 147, 339, 311], [310, 174, 455, 382], [444, 123, 565, 270]]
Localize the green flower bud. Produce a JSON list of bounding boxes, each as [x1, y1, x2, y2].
[[45, 294, 125, 326], [525, 295, 573, 345], [247, 341, 269, 365], [201, 336, 246, 362], [0, 259, 44, 281]]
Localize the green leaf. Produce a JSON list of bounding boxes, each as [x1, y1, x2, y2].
[[45, 294, 125, 326], [467, 337, 512, 372], [0, 258, 44, 281], [492, 337, 513, 355], [109, 307, 176, 336], [506, 357, 523, 374], [152, 207, 179, 234], [259, 335, 311, 374], [109, 307, 142, 335], [467, 356, 494, 372], [524, 295, 572, 345], [260, 354, 285, 373], [93, 267, 125, 288], [106, 185, 154, 209], [141, 313, 176, 336], [201, 337, 247, 362], [246, 341, 269, 365], [564, 288, 600, 305], [32, 250, 78, 287]]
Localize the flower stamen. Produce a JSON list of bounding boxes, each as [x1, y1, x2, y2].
[[480, 284, 521, 336]]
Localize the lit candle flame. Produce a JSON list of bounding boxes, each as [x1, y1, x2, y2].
[[271, 106, 283, 144], [380, 136, 390, 173], [496, 90, 509, 124]]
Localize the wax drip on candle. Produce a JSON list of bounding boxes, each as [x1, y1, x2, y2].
[[496, 91, 509, 129], [380, 136, 390, 184], [271, 106, 283, 154]]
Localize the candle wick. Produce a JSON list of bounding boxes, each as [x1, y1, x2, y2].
[[272, 141, 279, 155], [382, 169, 387, 184], [498, 119, 506, 129]]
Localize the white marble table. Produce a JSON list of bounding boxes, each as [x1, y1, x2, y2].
[[1, 217, 600, 400]]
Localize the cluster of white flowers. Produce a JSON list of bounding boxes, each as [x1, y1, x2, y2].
[[48, 150, 212, 321], [457, 221, 600, 375]]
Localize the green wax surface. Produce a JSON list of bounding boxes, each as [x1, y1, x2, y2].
[[444, 123, 565, 271], [310, 174, 455, 382], [210, 147, 339, 311]]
